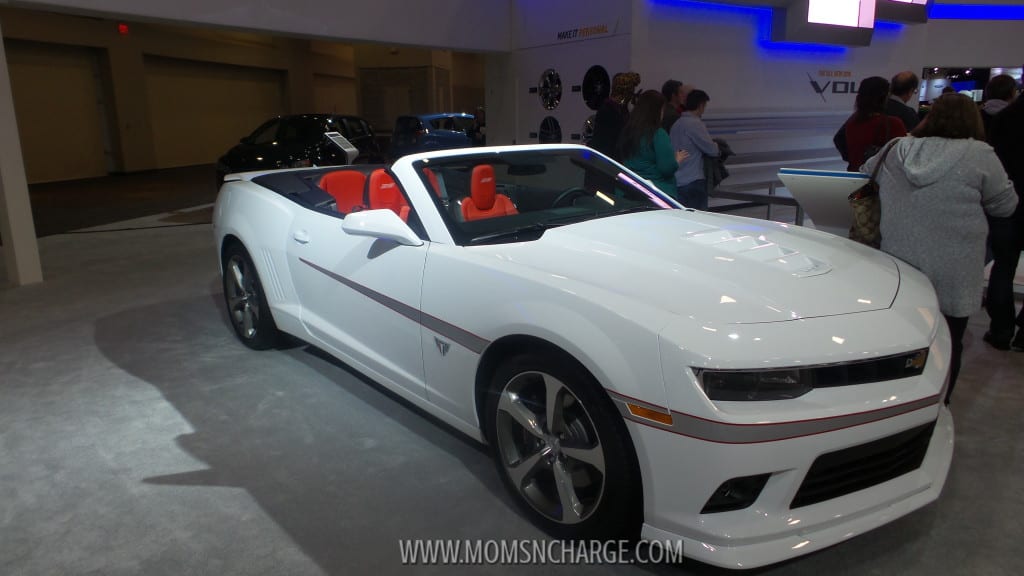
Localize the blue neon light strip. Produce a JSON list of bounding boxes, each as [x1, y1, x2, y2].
[[928, 4, 1024, 20], [670, 1, 1024, 22]]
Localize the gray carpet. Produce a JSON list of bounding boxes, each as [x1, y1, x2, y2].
[[1, 223, 1022, 575]]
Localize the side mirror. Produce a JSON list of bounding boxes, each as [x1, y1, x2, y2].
[[342, 209, 424, 247]]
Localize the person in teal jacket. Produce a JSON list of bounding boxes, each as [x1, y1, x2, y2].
[[619, 90, 688, 200]]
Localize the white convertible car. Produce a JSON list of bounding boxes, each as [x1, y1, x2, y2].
[[213, 144, 953, 568]]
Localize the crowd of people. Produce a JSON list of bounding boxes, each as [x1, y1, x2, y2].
[[588, 72, 721, 210], [586, 69, 1024, 405], [848, 71, 1021, 404]]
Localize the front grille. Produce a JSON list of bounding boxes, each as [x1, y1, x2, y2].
[[791, 421, 935, 509], [697, 348, 929, 402], [809, 348, 929, 389]]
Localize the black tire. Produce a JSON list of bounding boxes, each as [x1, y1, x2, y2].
[[483, 351, 642, 541], [222, 243, 279, 350]]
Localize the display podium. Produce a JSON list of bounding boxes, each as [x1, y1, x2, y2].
[[777, 168, 870, 237]]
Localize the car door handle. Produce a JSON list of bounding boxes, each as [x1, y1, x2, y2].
[[293, 230, 311, 244]]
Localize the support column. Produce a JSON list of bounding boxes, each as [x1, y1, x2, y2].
[[286, 38, 315, 113], [0, 17, 43, 286], [105, 34, 157, 172]]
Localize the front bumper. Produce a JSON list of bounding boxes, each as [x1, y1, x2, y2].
[[631, 404, 953, 569]]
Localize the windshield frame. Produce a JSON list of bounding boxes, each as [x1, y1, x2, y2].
[[411, 147, 682, 246]]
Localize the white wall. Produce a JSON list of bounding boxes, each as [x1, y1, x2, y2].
[[921, 19, 1024, 66], [11, 0, 513, 52]]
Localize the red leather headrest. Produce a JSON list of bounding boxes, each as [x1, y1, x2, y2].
[[319, 170, 366, 193], [471, 165, 496, 211], [368, 169, 405, 213]]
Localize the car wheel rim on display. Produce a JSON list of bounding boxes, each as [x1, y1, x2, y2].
[[226, 255, 260, 340], [582, 65, 610, 111], [495, 370, 606, 525], [539, 116, 562, 144], [539, 69, 563, 110]]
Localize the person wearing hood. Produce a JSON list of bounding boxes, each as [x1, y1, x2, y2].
[[980, 74, 1017, 142], [862, 93, 1018, 404]]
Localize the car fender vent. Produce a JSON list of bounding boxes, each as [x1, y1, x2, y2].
[[261, 249, 285, 302]]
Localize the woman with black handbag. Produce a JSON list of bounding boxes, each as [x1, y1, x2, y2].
[[861, 94, 1018, 405]]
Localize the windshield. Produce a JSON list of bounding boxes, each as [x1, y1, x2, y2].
[[414, 148, 678, 245], [429, 116, 475, 133]]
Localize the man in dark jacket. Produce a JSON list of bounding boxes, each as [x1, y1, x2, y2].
[[660, 79, 690, 133], [985, 95, 1024, 350], [886, 71, 921, 131], [589, 71, 640, 161]]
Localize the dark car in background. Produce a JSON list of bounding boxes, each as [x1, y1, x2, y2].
[[389, 113, 477, 159], [216, 114, 384, 183]]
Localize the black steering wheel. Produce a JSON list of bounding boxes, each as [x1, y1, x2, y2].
[[552, 187, 589, 208]]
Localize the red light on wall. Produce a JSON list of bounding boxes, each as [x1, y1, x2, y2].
[[117, 23, 129, 35]]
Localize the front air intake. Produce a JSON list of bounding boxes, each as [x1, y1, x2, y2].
[[791, 421, 935, 509]]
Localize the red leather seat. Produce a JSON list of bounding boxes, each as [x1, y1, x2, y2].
[[461, 165, 518, 221], [319, 170, 367, 214], [424, 168, 443, 198], [367, 169, 410, 222]]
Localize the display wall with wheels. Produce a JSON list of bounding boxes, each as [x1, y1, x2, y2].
[[514, 37, 631, 150], [503, 0, 631, 150]]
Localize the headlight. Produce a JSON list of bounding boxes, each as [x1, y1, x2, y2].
[[695, 348, 929, 402], [696, 368, 811, 401]]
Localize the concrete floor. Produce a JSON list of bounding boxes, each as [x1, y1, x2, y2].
[[25, 164, 219, 237], [1, 186, 1023, 575]]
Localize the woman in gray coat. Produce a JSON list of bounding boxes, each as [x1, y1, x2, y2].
[[862, 93, 1018, 404]]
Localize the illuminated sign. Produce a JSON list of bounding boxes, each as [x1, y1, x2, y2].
[[808, 0, 876, 28]]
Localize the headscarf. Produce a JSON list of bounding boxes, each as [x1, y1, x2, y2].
[[611, 72, 641, 105]]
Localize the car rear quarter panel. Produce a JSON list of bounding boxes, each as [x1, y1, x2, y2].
[[214, 180, 304, 336]]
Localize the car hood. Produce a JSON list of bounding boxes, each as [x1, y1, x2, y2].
[[472, 210, 900, 324]]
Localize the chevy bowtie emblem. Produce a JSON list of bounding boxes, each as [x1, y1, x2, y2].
[[435, 337, 451, 356]]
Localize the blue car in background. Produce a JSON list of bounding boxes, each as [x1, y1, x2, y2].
[[390, 113, 477, 159]]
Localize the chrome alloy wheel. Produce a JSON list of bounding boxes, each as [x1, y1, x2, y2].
[[495, 370, 606, 525], [225, 254, 261, 340]]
